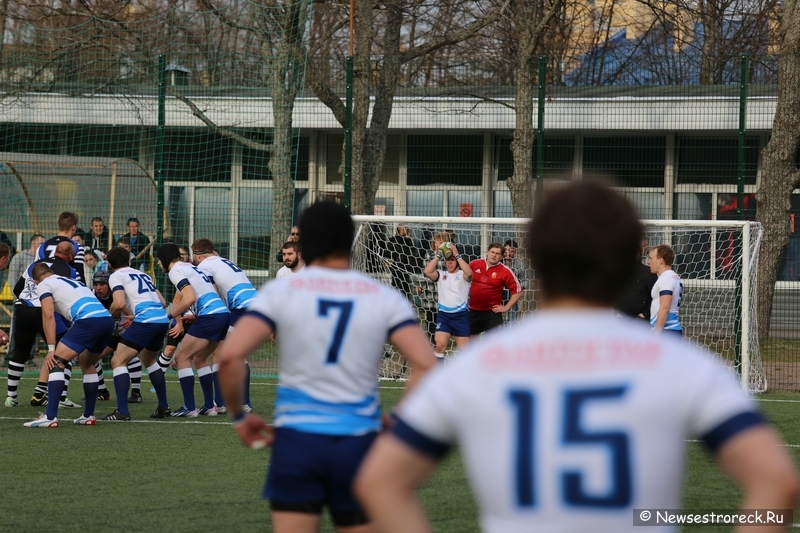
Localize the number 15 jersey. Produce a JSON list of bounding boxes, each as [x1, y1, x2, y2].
[[247, 266, 417, 436], [393, 311, 762, 533]]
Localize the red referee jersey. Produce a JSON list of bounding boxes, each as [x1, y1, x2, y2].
[[467, 259, 522, 311]]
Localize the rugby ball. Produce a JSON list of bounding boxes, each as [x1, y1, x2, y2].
[[439, 242, 453, 259]]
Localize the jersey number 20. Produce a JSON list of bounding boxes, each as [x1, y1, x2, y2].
[[509, 386, 631, 509]]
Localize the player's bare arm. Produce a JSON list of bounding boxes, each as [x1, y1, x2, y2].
[[170, 285, 197, 318], [422, 255, 440, 281], [110, 289, 126, 317], [389, 324, 437, 398], [717, 426, 799, 533], [355, 434, 437, 533], [40, 296, 58, 366], [451, 244, 473, 281], [493, 290, 523, 314], [655, 293, 672, 332], [216, 314, 274, 449]]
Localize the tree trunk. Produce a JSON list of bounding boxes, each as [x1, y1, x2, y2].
[[699, 1, 719, 85], [267, 0, 310, 269], [350, 0, 373, 215], [508, 52, 535, 218], [755, 0, 800, 338]]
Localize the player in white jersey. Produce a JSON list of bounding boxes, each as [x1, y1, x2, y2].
[[215, 201, 436, 533], [648, 244, 684, 336], [156, 243, 230, 418], [24, 263, 115, 428], [423, 243, 473, 360], [192, 237, 258, 414], [100, 247, 172, 421], [275, 241, 305, 279], [355, 182, 798, 533]]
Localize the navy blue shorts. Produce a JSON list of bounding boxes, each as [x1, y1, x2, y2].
[[121, 321, 169, 352], [187, 313, 229, 341], [264, 428, 377, 513], [229, 308, 246, 329], [61, 316, 115, 355], [436, 310, 470, 337]]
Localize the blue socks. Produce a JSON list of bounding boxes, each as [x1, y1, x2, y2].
[[211, 364, 225, 408], [147, 363, 169, 409], [197, 366, 214, 409], [46, 371, 65, 420], [177, 368, 196, 411], [113, 367, 131, 415]]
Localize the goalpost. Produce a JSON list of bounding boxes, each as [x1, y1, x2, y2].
[[351, 215, 765, 393]]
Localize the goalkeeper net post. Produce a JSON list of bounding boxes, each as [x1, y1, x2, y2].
[[351, 215, 765, 393]]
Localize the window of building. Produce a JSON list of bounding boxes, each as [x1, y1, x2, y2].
[[0, 124, 61, 155], [242, 132, 309, 181], [163, 130, 230, 182], [584, 136, 666, 187], [676, 137, 759, 185], [66, 126, 139, 160], [407, 134, 482, 186], [495, 137, 575, 181], [326, 134, 400, 185]]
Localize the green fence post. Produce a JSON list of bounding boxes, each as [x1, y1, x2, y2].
[[155, 55, 166, 287], [536, 56, 546, 207], [344, 56, 353, 211]]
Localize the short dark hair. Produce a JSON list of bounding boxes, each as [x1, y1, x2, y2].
[[282, 241, 300, 253], [529, 181, 642, 305], [297, 201, 353, 265], [30, 234, 45, 244], [91, 217, 103, 225], [487, 242, 503, 253], [157, 243, 181, 271], [117, 236, 131, 246], [127, 217, 140, 225], [106, 247, 131, 269], [504, 239, 518, 248], [0, 243, 9, 258], [58, 212, 78, 231], [32, 263, 53, 281], [191, 238, 215, 253], [653, 244, 675, 267]]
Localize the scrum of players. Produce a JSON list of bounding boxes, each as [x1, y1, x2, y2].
[[4, 186, 800, 533]]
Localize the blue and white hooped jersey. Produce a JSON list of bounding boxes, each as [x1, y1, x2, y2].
[[168, 262, 229, 317], [247, 266, 418, 436], [196, 256, 257, 311], [435, 269, 470, 313], [36, 275, 111, 324], [37, 236, 86, 285], [109, 267, 169, 324], [394, 311, 763, 533], [17, 258, 78, 308], [650, 269, 683, 331]]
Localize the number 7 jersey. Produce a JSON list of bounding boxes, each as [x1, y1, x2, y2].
[[393, 311, 762, 533], [246, 266, 417, 436]]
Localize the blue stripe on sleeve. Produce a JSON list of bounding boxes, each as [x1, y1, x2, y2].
[[388, 318, 417, 336], [392, 417, 451, 459], [176, 278, 190, 291], [659, 290, 673, 296], [111, 286, 124, 292], [701, 411, 765, 453], [39, 292, 52, 300], [246, 310, 276, 333]]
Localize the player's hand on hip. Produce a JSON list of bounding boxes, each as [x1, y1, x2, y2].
[[492, 304, 506, 313], [235, 415, 275, 449], [121, 315, 134, 329]]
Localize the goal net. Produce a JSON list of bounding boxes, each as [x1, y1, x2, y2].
[[352, 216, 766, 393]]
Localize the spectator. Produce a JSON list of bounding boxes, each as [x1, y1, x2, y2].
[[116, 237, 142, 272], [0, 230, 16, 256], [83, 252, 98, 281], [8, 234, 45, 289], [123, 217, 151, 270], [468, 243, 523, 337], [276, 241, 304, 279], [0, 230, 13, 291], [178, 246, 191, 263], [502, 239, 528, 321], [640, 236, 651, 265], [384, 224, 423, 297], [288, 226, 299, 242], [86, 217, 110, 254], [615, 260, 657, 321]]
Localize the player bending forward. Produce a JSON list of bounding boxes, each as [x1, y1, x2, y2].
[[355, 182, 799, 533], [24, 264, 114, 427], [216, 201, 436, 533]]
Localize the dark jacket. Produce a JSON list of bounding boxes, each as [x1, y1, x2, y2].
[[616, 263, 658, 319], [85, 226, 111, 253]]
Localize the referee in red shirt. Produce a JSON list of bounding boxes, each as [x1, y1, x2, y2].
[[468, 243, 523, 337]]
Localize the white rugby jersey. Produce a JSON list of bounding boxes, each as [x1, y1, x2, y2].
[[196, 256, 257, 310], [109, 267, 169, 324], [434, 269, 470, 313], [276, 264, 304, 279], [168, 262, 229, 317], [394, 310, 762, 533], [247, 266, 417, 436], [37, 275, 111, 323], [650, 270, 683, 331]]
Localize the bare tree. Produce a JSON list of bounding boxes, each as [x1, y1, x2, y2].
[[307, 0, 509, 215], [755, 1, 800, 337]]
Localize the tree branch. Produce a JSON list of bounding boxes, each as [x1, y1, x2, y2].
[[520, 0, 565, 59], [165, 87, 273, 153], [400, 0, 511, 63], [196, 0, 258, 34], [305, 64, 348, 126]]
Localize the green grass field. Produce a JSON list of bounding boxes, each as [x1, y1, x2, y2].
[[1, 377, 800, 532]]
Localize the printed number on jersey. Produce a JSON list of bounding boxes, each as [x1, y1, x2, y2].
[[317, 299, 354, 364], [509, 385, 631, 509], [192, 266, 212, 284], [129, 273, 157, 294], [221, 259, 242, 273], [59, 278, 81, 289]]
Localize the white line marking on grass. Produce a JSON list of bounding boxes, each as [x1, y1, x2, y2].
[[159, 380, 407, 389], [757, 399, 800, 403], [0, 415, 231, 426], [686, 438, 800, 448]]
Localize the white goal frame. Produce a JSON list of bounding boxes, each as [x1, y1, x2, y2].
[[353, 215, 764, 393]]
